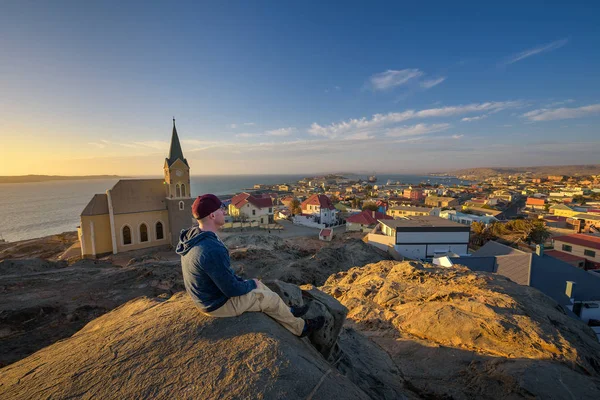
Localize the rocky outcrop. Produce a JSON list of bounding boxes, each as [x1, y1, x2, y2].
[[0, 232, 78, 260], [227, 235, 392, 286], [321, 260, 600, 399], [0, 292, 415, 400]]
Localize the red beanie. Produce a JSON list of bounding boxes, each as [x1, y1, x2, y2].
[[192, 194, 222, 219]]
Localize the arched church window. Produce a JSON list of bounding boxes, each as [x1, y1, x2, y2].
[[181, 183, 186, 197], [156, 221, 164, 240], [176, 184, 181, 198], [122, 226, 132, 245], [179, 201, 185, 210], [140, 223, 148, 242]]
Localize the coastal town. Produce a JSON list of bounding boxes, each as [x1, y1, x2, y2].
[[222, 171, 600, 265]]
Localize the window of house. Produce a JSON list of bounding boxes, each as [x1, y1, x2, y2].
[[269, 207, 272, 213], [122, 226, 132, 245], [181, 183, 186, 197], [179, 201, 184, 210], [252, 209, 256, 215], [584, 249, 596, 258], [562, 244, 572, 252], [140, 223, 149, 242], [176, 184, 181, 198], [156, 222, 164, 240]]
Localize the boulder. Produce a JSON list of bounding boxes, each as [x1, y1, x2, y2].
[[0, 292, 415, 400], [321, 260, 600, 399]]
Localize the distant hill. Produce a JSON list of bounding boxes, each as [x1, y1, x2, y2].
[[448, 164, 600, 180], [0, 175, 122, 184]]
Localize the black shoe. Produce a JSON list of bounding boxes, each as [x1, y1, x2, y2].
[[290, 304, 310, 318], [300, 316, 325, 337]]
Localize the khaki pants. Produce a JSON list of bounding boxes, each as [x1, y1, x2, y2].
[[208, 281, 305, 336]]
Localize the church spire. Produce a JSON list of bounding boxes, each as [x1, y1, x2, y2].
[[167, 118, 188, 167]]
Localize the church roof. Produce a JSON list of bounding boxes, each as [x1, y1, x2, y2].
[[81, 194, 109, 216], [166, 119, 188, 167], [109, 179, 167, 215]]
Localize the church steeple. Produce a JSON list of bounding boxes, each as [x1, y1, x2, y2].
[[167, 118, 188, 167], [164, 118, 191, 199]]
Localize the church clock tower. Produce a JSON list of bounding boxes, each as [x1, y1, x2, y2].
[[164, 118, 191, 199]]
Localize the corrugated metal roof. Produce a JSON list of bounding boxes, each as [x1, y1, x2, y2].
[[495, 254, 532, 285]]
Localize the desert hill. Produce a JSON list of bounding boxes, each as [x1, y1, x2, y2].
[[451, 164, 600, 180]]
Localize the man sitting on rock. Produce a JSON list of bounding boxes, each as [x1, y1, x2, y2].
[[177, 194, 324, 337]]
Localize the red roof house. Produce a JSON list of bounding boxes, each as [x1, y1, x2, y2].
[[301, 194, 335, 212], [526, 197, 546, 207], [346, 210, 393, 230]]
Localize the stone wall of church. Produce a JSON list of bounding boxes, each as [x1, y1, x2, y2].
[[166, 198, 196, 246], [114, 210, 171, 253], [80, 214, 112, 257]]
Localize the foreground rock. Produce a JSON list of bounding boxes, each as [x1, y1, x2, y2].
[[321, 260, 600, 399], [0, 292, 415, 400]]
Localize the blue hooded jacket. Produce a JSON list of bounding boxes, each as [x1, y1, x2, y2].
[[176, 227, 257, 313]]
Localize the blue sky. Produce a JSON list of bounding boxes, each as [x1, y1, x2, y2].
[[1, 1, 599, 175]]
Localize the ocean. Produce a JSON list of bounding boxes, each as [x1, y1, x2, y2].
[[0, 174, 466, 242]]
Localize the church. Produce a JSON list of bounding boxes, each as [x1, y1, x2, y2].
[[78, 120, 195, 257]]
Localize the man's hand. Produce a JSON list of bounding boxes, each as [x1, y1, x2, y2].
[[253, 278, 260, 287]]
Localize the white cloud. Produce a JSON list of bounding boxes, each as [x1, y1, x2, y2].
[[544, 99, 575, 107], [235, 127, 296, 138], [523, 103, 600, 121], [308, 101, 522, 139], [385, 123, 450, 137], [420, 77, 446, 89], [265, 127, 296, 137], [504, 39, 568, 65], [230, 123, 238, 129], [88, 142, 106, 148], [369, 69, 423, 90], [243, 122, 255, 126], [132, 140, 170, 150], [451, 134, 464, 139], [461, 115, 488, 122], [235, 133, 258, 138]]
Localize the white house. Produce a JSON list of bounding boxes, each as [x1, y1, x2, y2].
[[370, 216, 470, 259], [229, 192, 274, 224], [300, 194, 338, 226], [440, 210, 498, 226]]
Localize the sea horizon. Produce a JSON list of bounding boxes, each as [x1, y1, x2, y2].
[[0, 173, 465, 243]]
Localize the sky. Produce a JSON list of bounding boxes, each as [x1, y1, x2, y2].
[[1, 1, 599, 176]]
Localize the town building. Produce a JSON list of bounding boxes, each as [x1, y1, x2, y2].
[[440, 210, 498, 226], [300, 194, 338, 225], [525, 197, 546, 211], [425, 196, 459, 208], [370, 216, 470, 259], [386, 205, 438, 218], [229, 192, 274, 224], [402, 187, 425, 202], [346, 210, 393, 232], [78, 119, 194, 257], [552, 234, 600, 270]]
